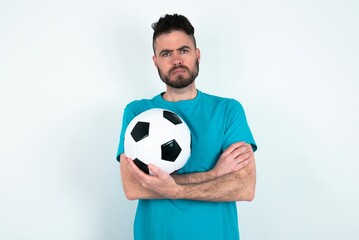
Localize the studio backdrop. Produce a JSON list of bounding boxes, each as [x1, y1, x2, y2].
[[1, 0, 358, 239]]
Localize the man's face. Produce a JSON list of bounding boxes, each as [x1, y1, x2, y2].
[[153, 30, 200, 89]]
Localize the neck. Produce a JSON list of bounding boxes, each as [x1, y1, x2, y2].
[[163, 84, 197, 102]]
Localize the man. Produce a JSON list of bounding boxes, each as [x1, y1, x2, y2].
[[117, 14, 257, 240]]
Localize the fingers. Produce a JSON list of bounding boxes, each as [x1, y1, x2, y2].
[[125, 157, 156, 189], [126, 157, 165, 181], [125, 157, 146, 179], [227, 143, 254, 168], [148, 164, 159, 177], [222, 142, 246, 157], [148, 164, 168, 179], [228, 143, 253, 158], [233, 157, 253, 172]]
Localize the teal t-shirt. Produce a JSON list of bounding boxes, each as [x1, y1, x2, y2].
[[117, 90, 257, 240]]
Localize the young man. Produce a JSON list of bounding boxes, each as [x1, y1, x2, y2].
[[117, 14, 257, 240]]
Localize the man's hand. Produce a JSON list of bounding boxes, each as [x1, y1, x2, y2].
[[211, 142, 254, 177], [125, 156, 182, 199]]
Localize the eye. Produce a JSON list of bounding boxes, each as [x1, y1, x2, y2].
[[160, 52, 171, 57], [180, 49, 189, 54]]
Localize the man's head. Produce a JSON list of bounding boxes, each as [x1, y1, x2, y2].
[[152, 14, 197, 54], [152, 14, 200, 90]]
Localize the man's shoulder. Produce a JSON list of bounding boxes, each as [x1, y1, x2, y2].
[[200, 91, 242, 107], [125, 94, 162, 110]]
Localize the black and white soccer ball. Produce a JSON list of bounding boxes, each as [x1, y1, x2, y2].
[[124, 108, 191, 174]]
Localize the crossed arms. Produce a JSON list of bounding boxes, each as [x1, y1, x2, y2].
[[120, 142, 256, 202]]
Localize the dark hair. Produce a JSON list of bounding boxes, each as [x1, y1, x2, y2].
[[152, 14, 197, 53]]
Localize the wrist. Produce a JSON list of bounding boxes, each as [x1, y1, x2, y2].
[[174, 184, 185, 199], [172, 174, 188, 185], [208, 168, 219, 179]]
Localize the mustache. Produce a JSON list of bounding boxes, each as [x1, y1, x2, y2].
[[169, 65, 190, 74]]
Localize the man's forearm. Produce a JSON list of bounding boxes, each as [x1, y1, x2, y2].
[[172, 143, 254, 185], [120, 154, 162, 200], [176, 160, 256, 202], [172, 170, 217, 185]]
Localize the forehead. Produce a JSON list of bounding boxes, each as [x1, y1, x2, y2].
[[154, 30, 195, 52]]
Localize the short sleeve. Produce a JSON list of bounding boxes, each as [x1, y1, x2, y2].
[[222, 100, 257, 152], [116, 104, 138, 161]]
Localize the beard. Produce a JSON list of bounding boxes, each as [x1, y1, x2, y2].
[[157, 59, 199, 89]]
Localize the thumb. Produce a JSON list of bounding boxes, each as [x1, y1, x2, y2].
[[148, 164, 165, 177]]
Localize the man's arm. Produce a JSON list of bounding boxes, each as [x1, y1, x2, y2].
[[120, 142, 256, 201], [172, 142, 254, 185], [127, 155, 256, 202], [120, 153, 162, 200], [176, 160, 256, 201]]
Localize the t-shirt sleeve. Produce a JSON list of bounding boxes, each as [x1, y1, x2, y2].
[[222, 100, 257, 152], [116, 104, 138, 161]]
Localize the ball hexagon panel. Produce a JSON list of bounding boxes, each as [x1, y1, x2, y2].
[[136, 137, 161, 164], [173, 120, 191, 148], [124, 136, 137, 161], [148, 118, 175, 144]]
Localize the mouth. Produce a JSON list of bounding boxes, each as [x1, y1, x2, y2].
[[170, 67, 187, 75]]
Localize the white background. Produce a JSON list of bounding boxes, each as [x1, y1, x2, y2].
[[1, 0, 358, 239]]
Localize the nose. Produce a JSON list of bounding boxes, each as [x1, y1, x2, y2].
[[172, 53, 182, 66], [173, 59, 182, 66]]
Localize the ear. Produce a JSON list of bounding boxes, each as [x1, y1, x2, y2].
[[196, 48, 201, 63], [152, 55, 158, 67]]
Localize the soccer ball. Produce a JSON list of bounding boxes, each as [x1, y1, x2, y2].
[[124, 108, 191, 174]]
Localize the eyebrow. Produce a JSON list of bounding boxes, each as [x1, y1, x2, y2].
[[158, 45, 192, 56]]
